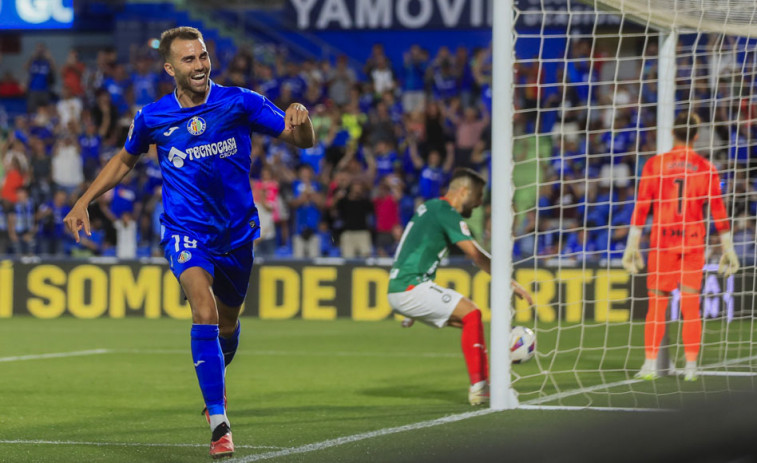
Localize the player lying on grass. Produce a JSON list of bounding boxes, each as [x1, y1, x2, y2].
[[623, 112, 739, 382], [387, 168, 533, 405], [64, 26, 314, 459]]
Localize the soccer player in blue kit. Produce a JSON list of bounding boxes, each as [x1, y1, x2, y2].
[[64, 27, 314, 458]]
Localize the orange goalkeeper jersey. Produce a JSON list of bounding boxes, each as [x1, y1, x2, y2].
[[630, 145, 730, 253]]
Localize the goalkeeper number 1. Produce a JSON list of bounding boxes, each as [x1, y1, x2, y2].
[[622, 112, 739, 382]]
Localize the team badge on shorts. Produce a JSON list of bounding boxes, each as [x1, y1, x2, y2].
[[442, 294, 452, 303], [178, 250, 192, 264], [187, 116, 206, 136]]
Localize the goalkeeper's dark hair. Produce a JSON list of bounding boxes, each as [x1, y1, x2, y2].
[[672, 112, 700, 144], [159, 26, 204, 62], [449, 168, 487, 190]]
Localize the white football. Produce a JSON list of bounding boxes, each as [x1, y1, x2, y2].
[[510, 326, 536, 364]]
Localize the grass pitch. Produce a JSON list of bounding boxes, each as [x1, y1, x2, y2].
[[1, 317, 756, 462]]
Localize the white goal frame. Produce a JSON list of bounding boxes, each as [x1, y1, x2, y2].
[[490, 0, 754, 410]]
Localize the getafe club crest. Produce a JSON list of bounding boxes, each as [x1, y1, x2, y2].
[[187, 116, 206, 136], [178, 250, 192, 263]]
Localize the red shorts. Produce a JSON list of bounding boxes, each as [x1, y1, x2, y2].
[[646, 250, 704, 292]]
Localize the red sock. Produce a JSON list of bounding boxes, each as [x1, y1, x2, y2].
[[461, 310, 488, 385], [680, 291, 702, 362], [645, 292, 669, 359]]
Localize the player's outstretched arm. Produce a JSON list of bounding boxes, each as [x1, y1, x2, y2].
[[64, 148, 140, 242], [457, 239, 534, 305], [457, 239, 491, 274], [278, 103, 315, 148]]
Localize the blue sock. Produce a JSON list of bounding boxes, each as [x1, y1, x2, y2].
[[219, 321, 241, 367], [190, 324, 225, 416]]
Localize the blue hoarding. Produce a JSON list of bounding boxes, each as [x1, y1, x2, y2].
[[0, 0, 74, 30]]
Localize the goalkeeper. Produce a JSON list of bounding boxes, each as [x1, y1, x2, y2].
[[387, 168, 532, 405], [623, 112, 739, 381]]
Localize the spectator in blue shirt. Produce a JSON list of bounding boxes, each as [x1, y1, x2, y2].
[[103, 63, 132, 116], [299, 140, 326, 176], [561, 229, 598, 263], [280, 62, 307, 100], [405, 134, 453, 200], [255, 65, 281, 102], [37, 189, 71, 256], [372, 141, 400, 180], [730, 122, 752, 165], [290, 164, 324, 258], [432, 60, 459, 102], [402, 44, 428, 113], [26, 43, 56, 112], [79, 121, 102, 181], [131, 56, 159, 108], [566, 40, 598, 105]]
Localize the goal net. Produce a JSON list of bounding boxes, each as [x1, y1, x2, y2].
[[507, 0, 757, 409]]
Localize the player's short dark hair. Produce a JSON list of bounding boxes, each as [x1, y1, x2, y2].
[[449, 168, 487, 190], [159, 27, 204, 62], [672, 112, 700, 144]]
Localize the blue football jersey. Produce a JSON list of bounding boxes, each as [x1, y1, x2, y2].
[[124, 81, 286, 254]]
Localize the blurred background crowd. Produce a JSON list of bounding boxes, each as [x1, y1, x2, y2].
[[0, 31, 755, 264]]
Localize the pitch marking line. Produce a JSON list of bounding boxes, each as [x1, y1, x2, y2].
[[227, 409, 499, 462], [115, 349, 458, 359], [519, 404, 668, 412], [0, 349, 110, 363], [524, 353, 757, 406], [0, 440, 282, 450], [523, 379, 641, 405]]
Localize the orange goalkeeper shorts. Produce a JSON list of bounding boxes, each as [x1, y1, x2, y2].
[[646, 249, 704, 292]]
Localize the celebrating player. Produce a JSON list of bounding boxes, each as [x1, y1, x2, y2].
[[64, 27, 314, 458], [387, 168, 533, 405], [623, 112, 739, 382]]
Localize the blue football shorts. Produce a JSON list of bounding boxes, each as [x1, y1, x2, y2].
[[162, 226, 254, 307]]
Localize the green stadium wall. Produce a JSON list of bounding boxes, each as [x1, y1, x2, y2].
[[0, 259, 750, 321]]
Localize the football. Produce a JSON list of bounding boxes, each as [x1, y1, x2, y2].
[[510, 326, 536, 364]]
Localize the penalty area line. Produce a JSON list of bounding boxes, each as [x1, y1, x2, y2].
[[0, 349, 110, 363], [227, 409, 499, 462], [0, 439, 282, 450]]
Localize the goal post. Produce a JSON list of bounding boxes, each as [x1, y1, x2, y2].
[[492, 0, 757, 410], [490, 0, 519, 410]]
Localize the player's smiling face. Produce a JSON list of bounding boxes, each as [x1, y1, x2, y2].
[[165, 38, 211, 96]]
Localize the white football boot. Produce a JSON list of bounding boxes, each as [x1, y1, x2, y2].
[[683, 361, 698, 382], [634, 358, 660, 381], [468, 381, 489, 406]]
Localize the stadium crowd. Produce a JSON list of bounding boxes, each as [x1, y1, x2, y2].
[[0, 35, 755, 264]]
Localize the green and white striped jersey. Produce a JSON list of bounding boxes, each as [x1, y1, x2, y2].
[[388, 198, 473, 293]]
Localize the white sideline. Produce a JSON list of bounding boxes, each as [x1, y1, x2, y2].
[[0, 349, 110, 363], [115, 348, 458, 359], [226, 409, 499, 463], [0, 439, 282, 450]]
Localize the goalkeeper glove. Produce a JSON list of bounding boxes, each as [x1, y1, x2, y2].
[[622, 226, 644, 274], [718, 231, 740, 277]]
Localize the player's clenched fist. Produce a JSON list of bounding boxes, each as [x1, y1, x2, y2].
[[285, 103, 309, 128], [63, 203, 91, 243]]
